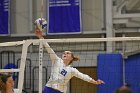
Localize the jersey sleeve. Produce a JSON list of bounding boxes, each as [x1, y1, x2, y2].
[[72, 68, 93, 82]]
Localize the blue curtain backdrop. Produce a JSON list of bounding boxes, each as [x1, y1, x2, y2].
[[97, 54, 123, 93], [125, 54, 140, 93], [0, 0, 9, 35], [47, 0, 81, 34]]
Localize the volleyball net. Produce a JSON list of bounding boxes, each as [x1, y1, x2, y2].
[[0, 37, 140, 93]]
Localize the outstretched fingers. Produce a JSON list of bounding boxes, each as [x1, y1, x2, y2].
[[97, 79, 105, 84]]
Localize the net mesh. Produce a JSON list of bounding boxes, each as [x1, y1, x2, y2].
[[0, 37, 140, 93]]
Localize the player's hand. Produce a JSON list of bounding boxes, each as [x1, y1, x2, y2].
[[96, 79, 105, 84], [90, 79, 105, 85], [35, 28, 44, 39]]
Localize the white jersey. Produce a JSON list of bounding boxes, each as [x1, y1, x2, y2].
[[46, 57, 93, 93]]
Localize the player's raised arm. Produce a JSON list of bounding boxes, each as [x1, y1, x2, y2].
[[35, 27, 58, 62]]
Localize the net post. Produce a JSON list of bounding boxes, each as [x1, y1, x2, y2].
[[18, 40, 32, 93]]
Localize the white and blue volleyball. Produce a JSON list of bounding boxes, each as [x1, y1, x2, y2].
[[34, 18, 47, 31]]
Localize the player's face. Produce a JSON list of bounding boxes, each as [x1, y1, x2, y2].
[[6, 76, 14, 89], [62, 51, 73, 62]]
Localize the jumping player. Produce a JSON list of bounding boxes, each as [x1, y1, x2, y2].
[[35, 29, 105, 93]]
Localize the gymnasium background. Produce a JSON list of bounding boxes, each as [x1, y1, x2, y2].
[[1, 0, 140, 93]]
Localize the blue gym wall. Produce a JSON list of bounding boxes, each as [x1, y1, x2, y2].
[[97, 53, 140, 93], [125, 54, 140, 93], [97, 54, 123, 93]]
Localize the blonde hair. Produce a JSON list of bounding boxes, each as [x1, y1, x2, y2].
[[72, 56, 80, 61], [69, 53, 80, 65]]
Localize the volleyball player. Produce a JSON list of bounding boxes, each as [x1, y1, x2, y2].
[[35, 29, 105, 93], [0, 73, 14, 93]]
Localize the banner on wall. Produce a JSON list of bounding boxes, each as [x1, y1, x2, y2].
[[47, 0, 82, 35], [0, 0, 9, 35]]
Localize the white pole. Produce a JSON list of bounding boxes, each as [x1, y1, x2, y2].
[[122, 34, 126, 85], [105, 0, 114, 53], [39, 41, 43, 93], [18, 41, 31, 93]]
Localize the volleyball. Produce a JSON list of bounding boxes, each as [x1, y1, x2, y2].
[[34, 18, 47, 31]]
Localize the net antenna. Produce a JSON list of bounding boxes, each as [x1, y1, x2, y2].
[[38, 0, 44, 92], [38, 40, 43, 93]]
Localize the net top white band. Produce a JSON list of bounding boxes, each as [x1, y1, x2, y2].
[[0, 41, 25, 47], [0, 37, 140, 47]]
